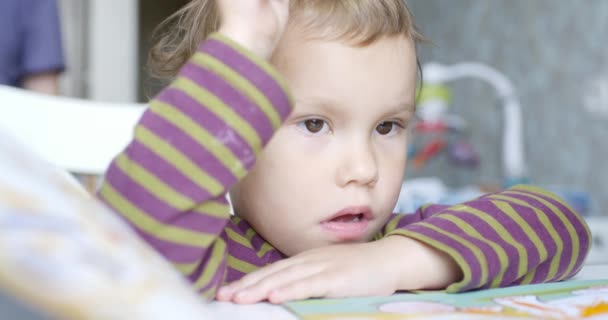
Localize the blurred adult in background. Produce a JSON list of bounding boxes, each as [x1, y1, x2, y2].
[[0, 0, 65, 95]]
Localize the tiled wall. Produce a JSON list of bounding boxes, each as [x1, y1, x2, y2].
[[406, 0, 608, 215]]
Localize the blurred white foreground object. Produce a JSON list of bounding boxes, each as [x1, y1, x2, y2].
[[0, 131, 218, 319]]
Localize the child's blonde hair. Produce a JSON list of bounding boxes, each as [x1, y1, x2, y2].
[[149, 0, 424, 80]]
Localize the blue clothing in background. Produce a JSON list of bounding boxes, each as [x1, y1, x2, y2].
[[0, 0, 65, 87]]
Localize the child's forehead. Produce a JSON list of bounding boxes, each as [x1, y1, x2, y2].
[[273, 27, 416, 70], [272, 27, 418, 116], [279, 20, 416, 51], [284, 43, 415, 81]]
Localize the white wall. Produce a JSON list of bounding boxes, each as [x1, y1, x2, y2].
[[57, 0, 87, 97], [87, 0, 139, 102], [58, 0, 139, 102]]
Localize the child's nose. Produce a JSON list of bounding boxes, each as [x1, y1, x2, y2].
[[335, 141, 379, 188]]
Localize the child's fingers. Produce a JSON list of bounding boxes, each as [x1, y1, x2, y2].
[[232, 263, 322, 304], [216, 257, 300, 300], [267, 273, 332, 304]]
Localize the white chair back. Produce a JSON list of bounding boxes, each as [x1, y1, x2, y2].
[[0, 85, 145, 175]]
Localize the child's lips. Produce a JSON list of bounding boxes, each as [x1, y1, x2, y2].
[[321, 206, 373, 241], [323, 206, 374, 222]]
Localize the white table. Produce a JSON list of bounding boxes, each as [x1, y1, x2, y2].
[[572, 263, 608, 280], [208, 301, 297, 320], [208, 263, 608, 320]]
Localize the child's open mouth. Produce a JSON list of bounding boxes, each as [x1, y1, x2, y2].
[[330, 213, 364, 222], [321, 206, 373, 241]]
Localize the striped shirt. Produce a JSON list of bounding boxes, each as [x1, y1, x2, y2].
[[98, 33, 591, 299]]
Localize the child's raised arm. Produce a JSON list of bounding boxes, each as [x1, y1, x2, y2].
[[380, 184, 591, 292], [97, 0, 292, 298]]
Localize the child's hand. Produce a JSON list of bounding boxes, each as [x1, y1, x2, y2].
[[216, 241, 400, 304], [216, 237, 461, 304], [218, 0, 290, 59]]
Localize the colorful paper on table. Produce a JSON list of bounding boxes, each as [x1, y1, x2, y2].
[[285, 279, 608, 319]]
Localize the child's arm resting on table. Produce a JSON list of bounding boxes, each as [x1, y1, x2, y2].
[[381, 184, 591, 293], [97, 12, 292, 299], [219, 185, 590, 304]]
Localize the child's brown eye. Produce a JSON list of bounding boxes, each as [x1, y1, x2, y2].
[[304, 119, 326, 133], [376, 122, 394, 135]]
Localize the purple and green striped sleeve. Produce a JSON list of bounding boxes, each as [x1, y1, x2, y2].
[[97, 33, 293, 298], [379, 184, 591, 293]]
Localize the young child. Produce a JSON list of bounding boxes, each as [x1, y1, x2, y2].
[[98, 0, 590, 304]]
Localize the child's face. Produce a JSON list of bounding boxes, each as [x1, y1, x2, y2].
[[230, 27, 417, 257]]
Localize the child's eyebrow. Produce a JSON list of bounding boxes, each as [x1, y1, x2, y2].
[[383, 103, 416, 119], [379, 100, 416, 114], [292, 98, 343, 116]]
